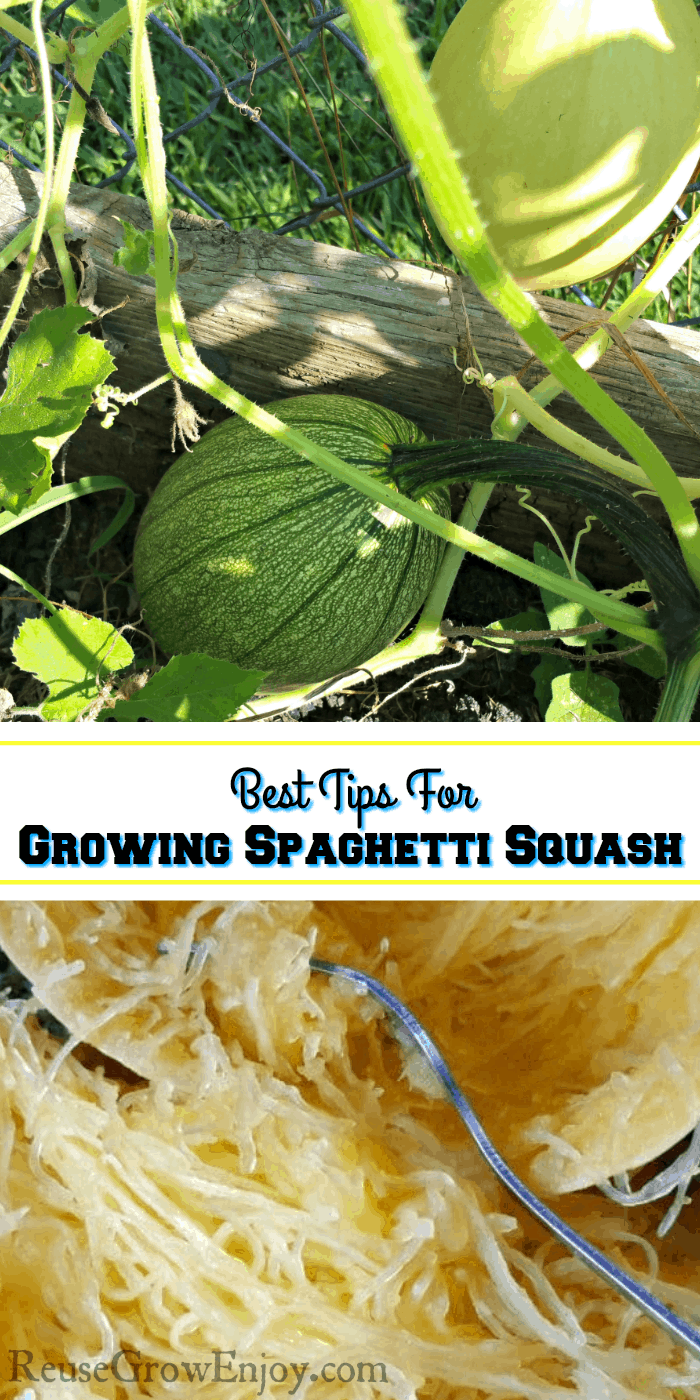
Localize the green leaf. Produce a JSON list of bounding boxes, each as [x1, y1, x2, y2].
[[531, 654, 571, 717], [12, 609, 133, 721], [11, 92, 46, 124], [113, 218, 155, 278], [108, 654, 266, 721], [0, 306, 115, 515], [534, 543, 599, 648], [545, 671, 624, 723], [0, 476, 134, 544], [473, 608, 549, 652], [609, 631, 666, 679], [88, 485, 136, 554]]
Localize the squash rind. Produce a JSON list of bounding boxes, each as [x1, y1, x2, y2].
[[428, 0, 700, 291], [133, 395, 450, 690]]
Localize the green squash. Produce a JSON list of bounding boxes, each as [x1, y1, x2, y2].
[[428, 0, 700, 290], [133, 395, 450, 690]]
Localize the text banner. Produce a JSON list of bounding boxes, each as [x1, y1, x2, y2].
[[0, 723, 696, 898]]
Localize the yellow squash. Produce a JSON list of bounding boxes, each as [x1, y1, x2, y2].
[[428, 0, 700, 290]]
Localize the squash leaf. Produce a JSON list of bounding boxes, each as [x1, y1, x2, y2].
[[531, 654, 571, 716], [12, 609, 133, 721], [107, 654, 266, 722], [545, 671, 623, 723], [534, 543, 601, 647], [0, 306, 115, 515], [609, 631, 666, 679], [113, 219, 156, 278]]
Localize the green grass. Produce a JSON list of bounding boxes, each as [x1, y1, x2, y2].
[[1, 0, 700, 320], [0, 0, 461, 264]]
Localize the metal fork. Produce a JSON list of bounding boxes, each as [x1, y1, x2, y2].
[[310, 955, 700, 1364]]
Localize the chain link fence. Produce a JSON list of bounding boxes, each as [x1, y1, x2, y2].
[[2, 2, 700, 723], [0, 1, 418, 255], [2, 0, 700, 319]]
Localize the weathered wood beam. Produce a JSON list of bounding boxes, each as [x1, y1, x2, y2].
[[3, 164, 699, 584]]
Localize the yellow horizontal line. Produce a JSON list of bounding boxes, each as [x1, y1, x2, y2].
[[0, 879, 696, 887], [0, 741, 699, 748]]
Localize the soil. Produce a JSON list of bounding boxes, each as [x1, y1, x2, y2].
[[1, 483, 670, 724]]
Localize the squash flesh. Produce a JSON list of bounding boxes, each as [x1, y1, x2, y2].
[[428, 0, 700, 290]]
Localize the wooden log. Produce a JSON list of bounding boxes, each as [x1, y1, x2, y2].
[[3, 163, 700, 585]]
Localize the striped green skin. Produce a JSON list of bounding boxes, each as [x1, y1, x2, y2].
[[133, 395, 451, 689]]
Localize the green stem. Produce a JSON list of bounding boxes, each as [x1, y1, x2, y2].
[[0, 562, 56, 613], [239, 623, 457, 717], [0, 8, 67, 60], [48, 223, 78, 303], [654, 639, 700, 721], [169, 370, 662, 645], [125, 0, 659, 656], [41, 7, 136, 298], [416, 480, 495, 635], [492, 376, 700, 499], [0, 0, 55, 353], [0, 476, 135, 542], [121, 371, 173, 403], [0, 5, 138, 314], [340, 0, 700, 595], [391, 439, 700, 659], [500, 202, 700, 437], [0, 220, 36, 274]]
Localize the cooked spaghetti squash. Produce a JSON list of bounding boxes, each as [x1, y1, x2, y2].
[[0, 900, 698, 1400]]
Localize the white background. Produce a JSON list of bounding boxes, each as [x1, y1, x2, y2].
[[0, 721, 695, 899]]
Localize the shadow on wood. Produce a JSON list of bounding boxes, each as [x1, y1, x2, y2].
[[3, 164, 700, 588]]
